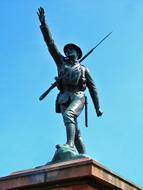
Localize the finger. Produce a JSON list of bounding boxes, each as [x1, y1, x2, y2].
[[40, 7, 44, 14], [43, 8, 45, 14], [37, 11, 40, 16], [40, 7, 43, 14], [40, 6, 44, 11], [41, 9, 44, 15], [40, 7, 43, 13], [38, 8, 41, 14]]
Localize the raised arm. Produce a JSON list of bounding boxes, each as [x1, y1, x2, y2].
[[85, 68, 103, 117], [37, 7, 62, 67]]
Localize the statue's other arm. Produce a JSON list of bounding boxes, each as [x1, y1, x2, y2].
[[37, 7, 62, 67], [85, 68, 102, 117]]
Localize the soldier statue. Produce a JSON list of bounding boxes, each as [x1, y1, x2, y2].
[[37, 7, 102, 155]]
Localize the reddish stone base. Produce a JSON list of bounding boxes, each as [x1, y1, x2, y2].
[[0, 158, 142, 190]]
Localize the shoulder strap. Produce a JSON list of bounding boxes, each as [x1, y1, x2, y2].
[[80, 65, 86, 78]]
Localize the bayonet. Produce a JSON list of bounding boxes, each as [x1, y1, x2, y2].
[[79, 31, 112, 63]]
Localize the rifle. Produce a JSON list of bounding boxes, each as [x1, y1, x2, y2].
[[39, 31, 112, 101], [39, 81, 57, 101]]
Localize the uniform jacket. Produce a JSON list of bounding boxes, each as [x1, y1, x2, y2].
[[40, 23, 100, 112]]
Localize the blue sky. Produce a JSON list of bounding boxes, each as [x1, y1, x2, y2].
[[0, 0, 143, 187]]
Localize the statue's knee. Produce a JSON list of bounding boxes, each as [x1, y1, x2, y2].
[[63, 111, 70, 121], [63, 110, 75, 124]]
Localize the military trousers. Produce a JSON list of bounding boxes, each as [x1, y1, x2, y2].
[[60, 96, 85, 125], [60, 96, 86, 153]]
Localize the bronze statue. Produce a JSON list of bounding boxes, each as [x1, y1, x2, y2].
[[37, 7, 102, 156]]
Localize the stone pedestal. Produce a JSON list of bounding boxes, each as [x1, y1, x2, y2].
[[0, 158, 142, 190]]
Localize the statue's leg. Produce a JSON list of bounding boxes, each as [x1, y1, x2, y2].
[[60, 103, 75, 148], [65, 123, 76, 148], [61, 98, 84, 149], [75, 119, 86, 154]]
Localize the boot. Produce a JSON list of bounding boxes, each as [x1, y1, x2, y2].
[[75, 129, 86, 154], [66, 123, 76, 148]]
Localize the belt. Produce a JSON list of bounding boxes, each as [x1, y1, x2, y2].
[[63, 85, 81, 92]]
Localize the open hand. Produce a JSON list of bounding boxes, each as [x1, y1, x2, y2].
[[37, 7, 45, 25]]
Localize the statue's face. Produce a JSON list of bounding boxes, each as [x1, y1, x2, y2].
[[66, 47, 78, 61]]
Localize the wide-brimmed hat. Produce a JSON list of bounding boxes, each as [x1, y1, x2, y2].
[[63, 43, 82, 59]]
